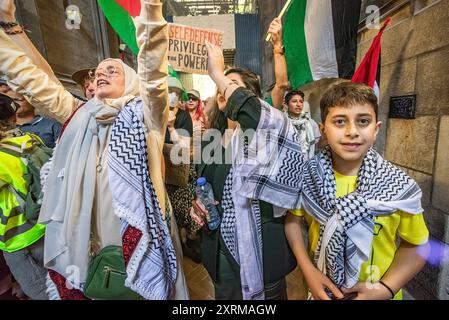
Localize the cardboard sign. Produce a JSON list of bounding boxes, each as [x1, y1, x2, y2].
[[168, 23, 224, 75]]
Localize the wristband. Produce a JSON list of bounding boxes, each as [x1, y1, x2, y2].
[[4, 26, 23, 35], [379, 280, 395, 299], [273, 46, 284, 55], [0, 21, 24, 35], [0, 21, 19, 28]]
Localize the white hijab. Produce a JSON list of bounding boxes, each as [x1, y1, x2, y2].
[[97, 58, 140, 115]]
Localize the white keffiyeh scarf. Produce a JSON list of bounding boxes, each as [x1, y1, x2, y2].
[[108, 99, 177, 299], [301, 146, 423, 289], [288, 112, 320, 159], [222, 100, 306, 300]]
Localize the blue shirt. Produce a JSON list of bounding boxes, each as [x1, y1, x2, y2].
[[17, 116, 61, 148]]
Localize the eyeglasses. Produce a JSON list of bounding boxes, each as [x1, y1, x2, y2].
[[89, 65, 121, 79], [188, 95, 199, 101]]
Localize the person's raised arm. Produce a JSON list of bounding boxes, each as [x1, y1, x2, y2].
[[134, 0, 168, 215], [0, 0, 62, 85], [206, 41, 240, 101], [134, 0, 168, 135], [0, 29, 79, 123], [268, 17, 289, 109], [206, 41, 261, 131]]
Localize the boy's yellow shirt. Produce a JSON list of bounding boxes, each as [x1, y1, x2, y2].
[[290, 170, 429, 300]]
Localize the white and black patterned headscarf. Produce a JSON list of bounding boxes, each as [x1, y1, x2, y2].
[[301, 145, 423, 289], [223, 100, 306, 300], [108, 99, 177, 299], [221, 168, 239, 263]]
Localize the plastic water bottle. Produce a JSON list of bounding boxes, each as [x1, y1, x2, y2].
[[195, 177, 221, 231]]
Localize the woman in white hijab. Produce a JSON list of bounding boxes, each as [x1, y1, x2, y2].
[[0, 0, 188, 300]]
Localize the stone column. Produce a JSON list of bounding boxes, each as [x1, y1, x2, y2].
[[360, 0, 449, 300]]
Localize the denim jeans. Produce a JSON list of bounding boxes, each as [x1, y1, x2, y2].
[[3, 237, 48, 300]]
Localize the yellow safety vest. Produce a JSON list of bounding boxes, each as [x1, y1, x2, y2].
[[0, 134, 45, 253]]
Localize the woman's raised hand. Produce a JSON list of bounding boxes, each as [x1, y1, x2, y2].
[[205, 41, 225, 82]]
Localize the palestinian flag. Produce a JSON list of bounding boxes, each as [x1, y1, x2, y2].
[[283, 0, 362, 89], [97, 0, 141, 54], [352, 17, 392, 97], [97, 0, 181, 82]]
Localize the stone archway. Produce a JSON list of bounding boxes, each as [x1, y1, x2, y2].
[[298, 78, 349, 123]]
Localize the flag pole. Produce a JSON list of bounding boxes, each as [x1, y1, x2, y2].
[[265, 0, 293, 42]]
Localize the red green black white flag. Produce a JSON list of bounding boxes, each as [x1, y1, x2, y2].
[[97, 0, 141, 54], [283, 0, 362, 89]]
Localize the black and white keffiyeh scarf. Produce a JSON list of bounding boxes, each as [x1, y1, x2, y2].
[[288, 112, 319, 158], [301, 145, 423, 289], [220, 168, 239, 263], [108, 99, 177, 299], [221, 168, 264, 300], [222, 99, 306, 300]]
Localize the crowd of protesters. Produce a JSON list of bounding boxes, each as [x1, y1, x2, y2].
[[0, 0, 429, 301]]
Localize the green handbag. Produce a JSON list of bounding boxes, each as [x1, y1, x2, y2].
[[84, 245, 143, 300]]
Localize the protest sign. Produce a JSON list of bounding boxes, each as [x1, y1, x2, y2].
[[168, 23, 224, 75]]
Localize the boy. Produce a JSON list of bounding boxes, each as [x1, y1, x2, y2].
[[285, 82, 430, 300], [284, 89, 321, 159]]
